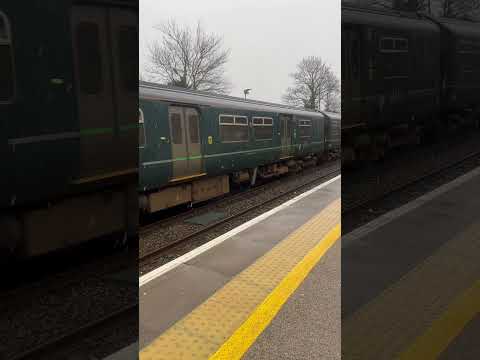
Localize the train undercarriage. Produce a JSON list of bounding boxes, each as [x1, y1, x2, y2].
[[139, 153, 330, 214], [0, 185, 137, 260]]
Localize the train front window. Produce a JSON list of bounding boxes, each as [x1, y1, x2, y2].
[[0, 11, 14, 103], [76, 22, 102, 94]]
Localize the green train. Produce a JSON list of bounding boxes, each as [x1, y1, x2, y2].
[[139, 82, 340, 213], [1, 0, 138, 259]]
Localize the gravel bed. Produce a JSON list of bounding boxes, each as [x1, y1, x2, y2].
[[140, 160, 340, 258], [342, 129, 480, 233], [0, 251, 137, 360], [140, 165, 340, 275], [32, 307, 138, 360]]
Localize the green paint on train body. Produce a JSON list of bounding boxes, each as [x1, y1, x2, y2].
[[1, 1, 138, 209], [139, 94, 326, 193]]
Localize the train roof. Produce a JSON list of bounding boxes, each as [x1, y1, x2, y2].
[[322, 111, 341, 120], [342, 6, 439, 33], [139, 82, 328, 119], [438, 17, 480, 40]]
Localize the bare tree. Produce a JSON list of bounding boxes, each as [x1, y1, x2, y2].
[[283, 56, 340, 111], [145, 20, 231, 94]]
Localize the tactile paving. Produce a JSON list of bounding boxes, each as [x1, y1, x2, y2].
[[140, 198, 340, 359]]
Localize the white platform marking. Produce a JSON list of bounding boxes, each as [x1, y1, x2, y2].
[[342, 166, 480, 247], [102, 342, 138, 359]]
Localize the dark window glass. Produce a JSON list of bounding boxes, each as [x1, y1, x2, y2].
[[254, 126, 273, 140], [219, 115, 234, 124], [381, 38, 394, 51], [253, 117, 263, 125], [264, 118, 273, 125], [396, 39, 408, 51], [299, 124, 312, 138], [220, 125, 248, 142], [171, 113, 183, 144], [76, 22, 102, 94], [0, 13, 14, 102], [352, 39, 359, 79], [119, 26, 138, 92], [0, 15, 8, 40], [0, 45, 14, 101], [189, 114, 200, 143], [235, 116, 248, 125]]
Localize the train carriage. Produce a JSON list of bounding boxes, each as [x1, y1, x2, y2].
[[139, 83, 336, 213], [342, 6, 441, 160], [438, 17, 480, 118], [0, 0, 138, 258], [342, 5, 480, 162]]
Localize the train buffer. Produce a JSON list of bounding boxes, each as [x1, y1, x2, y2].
[[342, 167, 480, 360], [139, 175, 341, 359]]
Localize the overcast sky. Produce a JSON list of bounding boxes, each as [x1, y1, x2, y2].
[[140, 0, 340, 103]]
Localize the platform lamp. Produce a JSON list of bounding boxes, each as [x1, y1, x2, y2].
[[244, 88, 252, 100]]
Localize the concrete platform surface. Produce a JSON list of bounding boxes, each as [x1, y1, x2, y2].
[[139, 176, 341, 359], [342, 167, 480, 360]]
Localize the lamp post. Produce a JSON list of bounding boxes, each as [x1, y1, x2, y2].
[[243, 88, 252, 100]]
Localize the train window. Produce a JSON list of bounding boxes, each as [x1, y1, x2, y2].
[[252, 117, 273, 140], [396, 39, 408, 51], [171, 113, 183, 144], [380, 38, 394, 51], [253, 117, 263, 125], [219, 114, 248, 142], [139, 109, 145, 147], [119, 26, 138, 92], [234, 116, 248, 125], [188, 113, 200, 144], [76, 22, 102, 94], [0, 11, 14, 102], [380, 37, 408, 53], [298, 119, 312, 138], [219, 115, 234, 124]]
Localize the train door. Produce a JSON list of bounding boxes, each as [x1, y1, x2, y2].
[[168, 106, 203, 180], [108, 8, 138, 174], [279, 114, 294, 158], [342, 27, 362, 128], [71, 5, 137, 182]]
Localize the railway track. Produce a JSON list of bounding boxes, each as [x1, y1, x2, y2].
[[1, 249, 137, 360], [11, 303, 137, 360], [140, 164, 340, 265], [342, 149, 480, 215]]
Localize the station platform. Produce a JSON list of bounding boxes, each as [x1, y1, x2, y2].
[[139, 175, 341, 360], [342, 167, 480, 360]]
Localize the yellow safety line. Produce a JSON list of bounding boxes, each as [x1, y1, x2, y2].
[[396, 279, 480, 360], [209, 224, 340, 360], [342, 220, 480, 359], [139, 199, 340, 360]]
